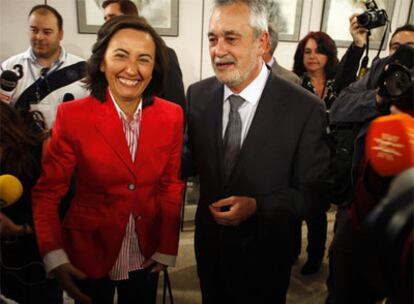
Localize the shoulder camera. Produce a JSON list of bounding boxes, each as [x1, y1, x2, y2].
[[377, 44, 414, 114]]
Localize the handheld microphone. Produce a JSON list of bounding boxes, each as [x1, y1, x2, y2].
[[0, 64, 23, 103], [62, 93, 75, 102], [365, 113, 414, 176], [0, 174, 23, 208]]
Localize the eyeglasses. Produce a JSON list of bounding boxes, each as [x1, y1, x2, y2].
[[35, 67, 50, 102]]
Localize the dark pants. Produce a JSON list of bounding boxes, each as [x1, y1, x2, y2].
[[75, 268, 159, 304], [294, 213, 327, 261], [196, 216, 294, 304]]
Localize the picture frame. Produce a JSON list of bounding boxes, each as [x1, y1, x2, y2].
[[321, 0, 395, 49], [409, 0, 414, 24], [267, 0, 304, 42], [76, 0, 179, 36]]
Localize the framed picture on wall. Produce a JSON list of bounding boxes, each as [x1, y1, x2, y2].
[[76, 0, 179, 36], [321, 0, 395, 49], [409, 0, 414, 24], [267, 0, 304, 41]]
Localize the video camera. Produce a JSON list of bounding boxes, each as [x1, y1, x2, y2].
[[377, 44, 414, 115], [357, 0, 388, 30]]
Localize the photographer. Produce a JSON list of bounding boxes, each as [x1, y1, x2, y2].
[[326, 24, 414, 304], [330, 24, 414, 123]]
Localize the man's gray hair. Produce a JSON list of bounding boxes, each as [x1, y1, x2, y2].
[[212, 0, 268, 38], [268, 22, 279, 54]]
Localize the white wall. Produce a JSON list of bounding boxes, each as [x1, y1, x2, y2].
[[1, 0, 412, 91]]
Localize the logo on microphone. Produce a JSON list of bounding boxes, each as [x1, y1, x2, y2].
[[0, 64, 23, 103]]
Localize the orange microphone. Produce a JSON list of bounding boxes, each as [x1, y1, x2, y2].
[[0, 174, 23, 208], [365, 113, 414, 177]]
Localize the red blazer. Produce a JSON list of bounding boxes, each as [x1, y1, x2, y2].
[[33, 92, 184, 278]]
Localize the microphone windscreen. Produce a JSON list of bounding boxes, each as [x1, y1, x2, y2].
[[0, 174, 23, 208], [365, 113, 414, 176], [62, 93, 75, 102], [0, 70, 19, 91]]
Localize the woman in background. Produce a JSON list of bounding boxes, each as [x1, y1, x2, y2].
[[0, 102, 62, 303], [292, 31, 339, 275]]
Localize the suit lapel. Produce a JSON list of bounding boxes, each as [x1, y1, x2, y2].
[[94, 92, 136, 177], [209, 83, 226, 186], [229, 75, 287, 185]]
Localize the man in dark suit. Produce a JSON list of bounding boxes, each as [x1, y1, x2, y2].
[[102, 0, 186, 113], [184, 1, 331, 303], [263, 22, 301, 85]]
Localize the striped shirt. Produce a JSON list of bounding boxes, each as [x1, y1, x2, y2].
[[109, 93, 145, 280]]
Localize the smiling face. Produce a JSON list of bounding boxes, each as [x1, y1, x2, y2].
[[100, 28, 155, 106], [208, 3, 266, 93], [303, 38, 328, 75]]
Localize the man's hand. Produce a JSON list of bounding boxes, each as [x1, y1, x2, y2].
[[209, 196, 257, 226], [349, 13, 369, 48], [142, 259, 167, 273], [52, 263, 92, 304]]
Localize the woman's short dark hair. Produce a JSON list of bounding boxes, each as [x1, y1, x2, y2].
[[84, 15, 168, 106], [293, 31, 339, 79]]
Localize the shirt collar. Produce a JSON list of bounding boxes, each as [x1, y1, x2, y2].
[[223, 62, 270, 106], [266, 57, 275, 67], [109, 89, 142, 122], [25, 46, 66, 68]]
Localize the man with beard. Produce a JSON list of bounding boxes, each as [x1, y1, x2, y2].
[[0, 4, 88, 128], [184, 1, 331, 303]]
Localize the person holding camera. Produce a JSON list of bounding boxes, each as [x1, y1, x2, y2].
[[326, 23, 414, 304]]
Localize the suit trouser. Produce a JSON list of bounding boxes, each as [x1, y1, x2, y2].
[[195, 219, 294, 304], [75, 268, 159, 304], [293, 213, 327, 261]]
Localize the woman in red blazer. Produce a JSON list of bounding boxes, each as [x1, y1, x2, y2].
[[32, 16, 184, 304]]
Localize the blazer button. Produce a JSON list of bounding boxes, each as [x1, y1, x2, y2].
[[137, 215, 142, 220], [128, 184, 135, 190]]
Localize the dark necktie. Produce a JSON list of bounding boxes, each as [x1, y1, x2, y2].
[[223, 94, 245, 182]]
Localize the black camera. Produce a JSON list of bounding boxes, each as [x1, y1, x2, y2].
[[356, 0, 388, 30], [377, 44, 414, 114], [362, 168, 414, 304]]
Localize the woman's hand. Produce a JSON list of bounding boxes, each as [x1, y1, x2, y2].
[[142, 259, 167, 273], [53, 263, 92, 304]]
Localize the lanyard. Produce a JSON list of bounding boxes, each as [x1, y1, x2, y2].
[[27, 59, 64, 102]]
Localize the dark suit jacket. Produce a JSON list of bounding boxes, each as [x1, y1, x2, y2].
[[163, 47, 186, 114], [185, 72, 331, 302], [271, 59, 301, 85]]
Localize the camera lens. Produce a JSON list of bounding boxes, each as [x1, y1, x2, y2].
[[384, 70, 411, 97], [357, 12, 371, 27]]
